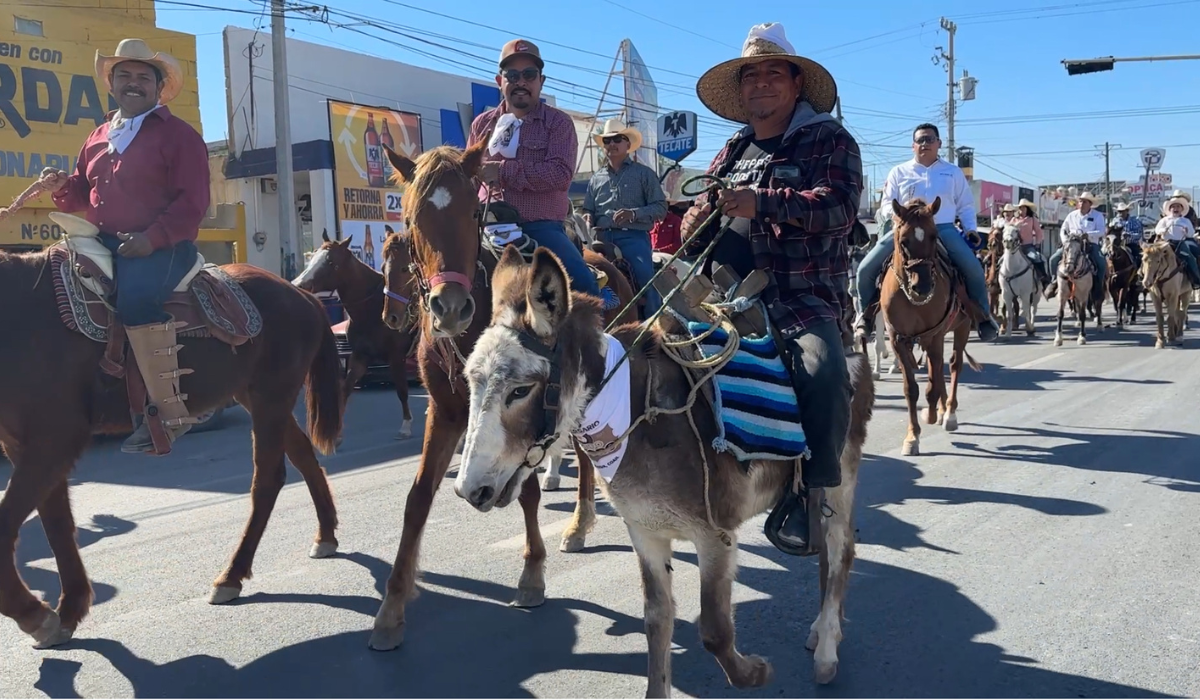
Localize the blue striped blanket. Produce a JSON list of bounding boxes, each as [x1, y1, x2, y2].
[[684, 321, 810, 463]]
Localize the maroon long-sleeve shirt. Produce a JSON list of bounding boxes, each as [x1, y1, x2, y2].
[[52, 106, 210, 251]]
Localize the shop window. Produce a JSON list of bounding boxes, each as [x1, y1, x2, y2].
[[14, 17, 43, 36]]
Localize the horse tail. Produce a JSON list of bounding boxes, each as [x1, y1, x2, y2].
[[305, 300, 345, 455], [964, 350, 983, 372]]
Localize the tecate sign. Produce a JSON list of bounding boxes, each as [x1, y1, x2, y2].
[[1139, 148, 1165, 169], [656, 110, 697, 163]]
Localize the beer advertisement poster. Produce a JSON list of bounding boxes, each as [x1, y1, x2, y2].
[[326, 99, 423, 271]]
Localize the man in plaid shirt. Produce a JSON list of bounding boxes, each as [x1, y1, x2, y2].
[[683, 22, 862, 557]]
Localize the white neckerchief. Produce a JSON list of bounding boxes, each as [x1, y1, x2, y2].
[[487, 112, 523, 159], [107, 105, 162, 155], [571, 334, 631, 483]]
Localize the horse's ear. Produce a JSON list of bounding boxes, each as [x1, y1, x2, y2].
[[525, 248, 571, 338], [322, 229, 331, 243], [462, 141, 488, 180], [929, 196, 942, 216], [338, 236, 353, 248], [892, 199, 906, 219], [492, 244, 528, 314], [384, 145, 417, 184]]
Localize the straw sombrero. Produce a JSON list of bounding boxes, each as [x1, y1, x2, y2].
[[1017, 198, 1038, 212], [95, 39, 184, 105], [1164, 196, 1189, 215], [1077, 191, 1099, 204], [593, 118, 643, 153], [1115, 201, 1131, 211], [697, 23, 838, 123], [1169, 189, 1192, 203]]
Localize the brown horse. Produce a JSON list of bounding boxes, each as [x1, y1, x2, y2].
[[981, 226, 1004, 332], [874, 197, 980, 457], [1102, 225, 1140, 330], [1052, 233, 1095, 347], [0, 251, 343, 647], [293, 231, 418, 439], [368, 142, 636, 651]]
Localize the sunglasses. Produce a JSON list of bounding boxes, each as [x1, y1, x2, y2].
[[602, 136, 627, 145], [914, 136, 938, 145], [500, 68, 541, 83]]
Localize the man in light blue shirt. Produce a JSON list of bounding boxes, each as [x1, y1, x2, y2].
[[854, 123, 999, 342]]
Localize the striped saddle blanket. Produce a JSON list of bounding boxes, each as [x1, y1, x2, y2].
[[684, 320, 810, 463]]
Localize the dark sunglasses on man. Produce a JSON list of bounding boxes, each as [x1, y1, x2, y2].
[[501, 67, 541, 83], [602, 135, 627, 145], [914, 136, 937, 145]]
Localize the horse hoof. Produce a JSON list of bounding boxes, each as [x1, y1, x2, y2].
[[368, 622, 405, 651], [208, 585, 242, 605], [1053, 337, 1063, 347], [395, 419, 413, 440], [560, 532, 587, 553], [1156, 340, 1165, 349], [943, 413, 959, 432], [871, 370, 880, 381], [814, 659, 839, 685], [541, 474, 561, 492], [309, 540, 338, 559], [1077, 337, 1086, 346], [729, 655, 774, 689], [901, 440, 919, 456], [31, 611, 74, 649], [511, 586, 546, 608]]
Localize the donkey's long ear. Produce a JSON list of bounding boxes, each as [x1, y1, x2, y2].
[[525, 248, 571, 338], [384, 145, 417, 184], [462, 141, 488, 180], [492, 244, 528, 314]]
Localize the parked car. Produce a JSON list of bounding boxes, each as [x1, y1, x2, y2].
[[331, 319, 420, 389]]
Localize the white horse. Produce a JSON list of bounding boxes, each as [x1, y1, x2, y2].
[[998, 224, 1039, 337]]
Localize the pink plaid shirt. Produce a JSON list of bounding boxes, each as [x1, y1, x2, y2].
[[467, 100, 578, 223]]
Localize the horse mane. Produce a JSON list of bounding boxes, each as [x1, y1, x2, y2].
[[402, 146, 471, 226]]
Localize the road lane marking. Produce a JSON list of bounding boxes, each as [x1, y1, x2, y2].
[[1009, 352, 1064, 370], [488, 515, 577, 550]]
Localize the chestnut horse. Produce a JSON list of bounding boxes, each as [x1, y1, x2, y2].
[[368, 142, 637, 651], [293, 231, 418, 439], [0, 251, 343, 647], [1102, 225, 1140, 330], [873, 197, 980, 456]]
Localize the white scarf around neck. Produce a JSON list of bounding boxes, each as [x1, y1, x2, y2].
[[107, 104, 162, 155]]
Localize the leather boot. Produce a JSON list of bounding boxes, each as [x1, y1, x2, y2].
[[121, 318, 197, 455]]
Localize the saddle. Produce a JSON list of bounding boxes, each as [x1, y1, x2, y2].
[[586, 239, 641, 307], [47, 213, 263, 377], [871, 241, 984, 336]]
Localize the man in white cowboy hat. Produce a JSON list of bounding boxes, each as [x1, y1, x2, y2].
[[1168, 188, 1199, 228], [1045, 191, 1108, 298], [1154, 195, 1200, 288], [580, 118, 667, 317], [680, 22, 861, 557], [1112, 201, 1144, 268], [40, 38, 209, 455]]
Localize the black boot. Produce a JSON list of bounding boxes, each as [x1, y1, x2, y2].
[[764, 484, 826, 557]]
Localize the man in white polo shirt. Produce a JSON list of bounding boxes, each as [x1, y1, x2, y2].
[[853, 122, 999, 342], [1044, 191, 1107, 298]]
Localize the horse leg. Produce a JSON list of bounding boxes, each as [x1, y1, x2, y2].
[[387, 352, 414, 440], [507, 472, 548, 608], [210, 391, 294, 604], [34, 479, 91, 646], [282, 415, 339, 559], [923, 341, 943, 426], [0, 448, 78, 647], [541, 453, 562, 491], [370, 404, 464, 651], [894, 340, 922, 456], [1054, 287, 1066, 347], [561, 447, 596, 553], [944, 324, 968, 432], [1076, 292, 1088, 345], [628, 524, 676, 699], [1153, 293, 1166, 349], [695, 531, 772, 690], [807, 462, 858, 685], [342, 353, 368, 401]]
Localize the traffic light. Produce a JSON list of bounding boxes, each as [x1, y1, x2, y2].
[[1064, 58, 1115, 75]]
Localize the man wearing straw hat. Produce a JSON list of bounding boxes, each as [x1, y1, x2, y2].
[[39, 39, 210, 455], [680, 22, 861, 557], [580, 118, 668, 317], [1045, 192, 1108, 298]]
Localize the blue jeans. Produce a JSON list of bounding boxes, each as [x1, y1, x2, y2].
[[100, 234, 199, 326], [599, 228, 660, 316], [856, 222, 991, 318], [521, 220, 600, 297]]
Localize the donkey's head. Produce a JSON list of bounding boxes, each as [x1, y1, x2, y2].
[[454, 245, 605, 512], [385, 143, 486, 338]]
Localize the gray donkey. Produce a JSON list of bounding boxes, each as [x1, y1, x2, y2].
[[453, 246, 876, 697]]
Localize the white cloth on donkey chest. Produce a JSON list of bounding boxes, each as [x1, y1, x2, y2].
[[571, 333, 631, 483]]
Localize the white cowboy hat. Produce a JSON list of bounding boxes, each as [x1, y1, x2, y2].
[[592, 118, 643, 153], [1115, 201, 1131, 211], [1169, 189, 1192, 203], [1164, 196, 1189, 215], [1001, 203, 1016, 212], [1077, 191, 1099, 204], [95, 38, 184, 105], [1017, 198, 1038, 212], [696, 23, 838, 123]]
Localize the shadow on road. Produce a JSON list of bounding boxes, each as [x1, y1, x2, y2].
[[17, 514, 136, 611]]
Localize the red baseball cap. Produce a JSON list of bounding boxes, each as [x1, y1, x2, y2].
[[499, 39, 544, 70]]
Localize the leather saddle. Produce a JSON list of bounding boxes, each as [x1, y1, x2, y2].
[[480, 200, 616, 295], [47, 212, 263, 379], [873, 240, 983, 325]]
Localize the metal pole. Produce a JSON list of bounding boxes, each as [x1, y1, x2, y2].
[[1103, 142, 1111, 208], [576, 46, 623, 175], [271, 0, 300, 279], [941, 18, 957, 161]]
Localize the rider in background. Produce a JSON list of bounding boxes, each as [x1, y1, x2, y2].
[[1169, 189, 1199, 229], [1155, 196, 1200, 288], [855, 123, 1000, 342], [1112, 202, 1144, 269], [1045, 192, 1107, 298], [1012, 199, 1050, 286]]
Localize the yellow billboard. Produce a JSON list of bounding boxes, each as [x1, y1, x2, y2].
[[327, 99, 422, 272], [0, 3, 201, 246]]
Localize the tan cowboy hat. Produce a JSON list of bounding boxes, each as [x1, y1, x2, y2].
[[1115, 201, 1131, 211], [1164, 196, 1190, 215], [696, 22, 838, 123], [1001, 203, 1016, 212], [593, 118, 643, 153], [1077, 191, 1099, 204], [1169, 188, 1192, 203], [1017, 198, 1038, 212], [95, 38, 184, 105]]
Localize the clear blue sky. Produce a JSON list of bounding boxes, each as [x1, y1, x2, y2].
[[156, 0, 1200, 195]]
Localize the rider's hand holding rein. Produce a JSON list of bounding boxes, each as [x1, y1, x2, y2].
[[717, 187, 757, 219], [40, 167, 70, 193], [680, 199, 714, 243]]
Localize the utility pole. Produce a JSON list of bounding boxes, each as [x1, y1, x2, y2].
[[939, 18, 957, 161], [1095, 142, 1120, 208], [271, 0, 300, 279]]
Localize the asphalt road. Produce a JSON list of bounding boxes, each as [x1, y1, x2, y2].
[[2, 307, 1199, 698]]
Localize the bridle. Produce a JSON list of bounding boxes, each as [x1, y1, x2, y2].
[[892, 221, 939, 307], [511, 327, 565, 470]]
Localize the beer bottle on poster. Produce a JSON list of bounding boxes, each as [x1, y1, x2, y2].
[[363, 224, 376, 270], [381, 117, 396, 183], [364, 113, 385, 188]]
